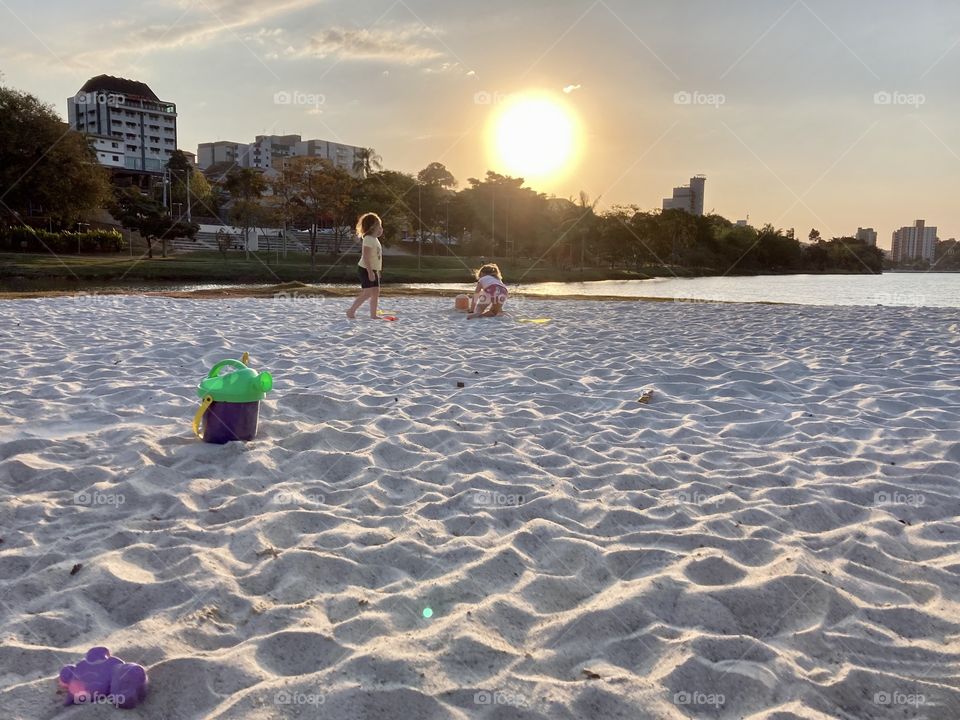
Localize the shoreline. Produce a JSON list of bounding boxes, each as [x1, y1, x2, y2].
[[0, 281, 790, 305]]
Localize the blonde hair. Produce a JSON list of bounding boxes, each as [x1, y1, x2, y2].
[[476, 263, 502, 280], [356, 212, 382, 238]]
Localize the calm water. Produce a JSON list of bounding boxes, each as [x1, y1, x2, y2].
[[5, 273, 958, 308], [406, 273, 960, 308]]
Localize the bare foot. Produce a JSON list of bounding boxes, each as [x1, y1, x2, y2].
[[346, 311, 356, 319]]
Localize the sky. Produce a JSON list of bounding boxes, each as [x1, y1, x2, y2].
[[2, 0, 959, 249]]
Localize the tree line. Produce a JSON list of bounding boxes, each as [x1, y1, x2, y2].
[[1, 80, 884, 274]]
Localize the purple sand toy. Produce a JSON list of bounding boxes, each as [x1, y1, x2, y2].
[[58, 647, 148, 709]]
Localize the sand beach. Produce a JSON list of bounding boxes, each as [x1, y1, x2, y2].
[[1, 295, 959, 719]]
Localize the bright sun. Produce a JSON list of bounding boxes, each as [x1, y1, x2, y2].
[[488, 94, 579, 184]]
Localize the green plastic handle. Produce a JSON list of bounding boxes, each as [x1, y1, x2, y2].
[[208, 359, 248, 378]]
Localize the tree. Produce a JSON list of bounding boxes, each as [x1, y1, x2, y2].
[[224, 168, 267, 259], [352, 170, 417, 244], [280, 157, 355, 268], [110, 188, 197, 259], [268, 167, 303, 258], [0, 84, 111, 227], [417, 162, 456, 189], [352, 148, 383, 179], [460, 172, 549, 258], [559, 191, 600, 270], [808, 228, 821, 243], [166, 149, 215, 219]]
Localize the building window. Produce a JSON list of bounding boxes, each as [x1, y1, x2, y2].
[[112, 155, 120, 162]]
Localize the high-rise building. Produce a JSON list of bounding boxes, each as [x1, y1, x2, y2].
[[662, 175, 706, 216], [198, 134, 363, 176], [67, 75, 177, 175], [891, 220, 937, 263], [197, 141, 250, 169], [856, 227, 878, 246]]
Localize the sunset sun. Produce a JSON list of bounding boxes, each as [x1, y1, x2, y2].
[[488, 93, 579, 183]]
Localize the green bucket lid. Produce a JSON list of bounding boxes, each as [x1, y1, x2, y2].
[[198, 359, 273, 403]]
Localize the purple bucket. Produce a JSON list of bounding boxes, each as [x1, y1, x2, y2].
[[201, 401, 260, 444]]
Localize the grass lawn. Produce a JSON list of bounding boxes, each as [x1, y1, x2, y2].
[[0, 251, 671, 286]]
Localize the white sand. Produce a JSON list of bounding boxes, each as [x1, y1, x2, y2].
[[1, 295, 959, 720]]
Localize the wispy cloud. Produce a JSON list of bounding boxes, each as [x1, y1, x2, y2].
[[563, 83, 582, 94], [21, 0, 323, 67], [298, 25, 444, 64]]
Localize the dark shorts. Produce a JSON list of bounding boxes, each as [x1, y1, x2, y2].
[[358, 266, 380, 289]]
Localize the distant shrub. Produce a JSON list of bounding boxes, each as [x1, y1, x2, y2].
[[0, 226, 125, 253]]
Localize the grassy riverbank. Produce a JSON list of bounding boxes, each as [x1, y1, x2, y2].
[[0, 251, 701, 286]]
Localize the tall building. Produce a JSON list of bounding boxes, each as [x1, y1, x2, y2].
[[197, 141, 250, 169], [856, 227, 878, 246], [67, 75, 177, 175], [198, 134, 363, 176], [662, 175, 706, 216], [891, 220, 937, 263]]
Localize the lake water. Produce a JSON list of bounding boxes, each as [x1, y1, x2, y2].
[[406, 273, 960, 308], [5, 273, 958, 308]]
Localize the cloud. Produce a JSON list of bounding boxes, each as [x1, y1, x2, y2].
[[563, 84, 582, 94], [29, 0, 323, 68], [422, 61, 465, 75], [299, 25, 444, 64]]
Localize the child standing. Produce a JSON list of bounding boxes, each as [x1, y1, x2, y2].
[[346, 212, 383, 319], [467, 263, 508, 319]]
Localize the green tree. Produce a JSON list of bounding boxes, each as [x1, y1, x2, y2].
[[280, 157, 356, 268], [0, 84, 111, 227], [459, 172, 549, 258], [417, 162, 456, 189], [559, 191, 600, 270], [110, 188, 198, 259], [166, 150, 215, 219], [224, 168, 267, 259], [352, 170, 417, 244]]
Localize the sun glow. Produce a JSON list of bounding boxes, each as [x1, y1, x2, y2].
[[487, 93, 579, 184]]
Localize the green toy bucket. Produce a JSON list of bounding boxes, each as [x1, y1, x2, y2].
[[193, 356, 272, 444]]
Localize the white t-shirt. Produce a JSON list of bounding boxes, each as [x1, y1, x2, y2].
[[478, 274, 507, 292], [358, 234, 382, 272]]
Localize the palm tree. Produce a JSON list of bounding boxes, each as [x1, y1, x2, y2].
[[352, 147, 383, 178], [559, 191, 600, 270]]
